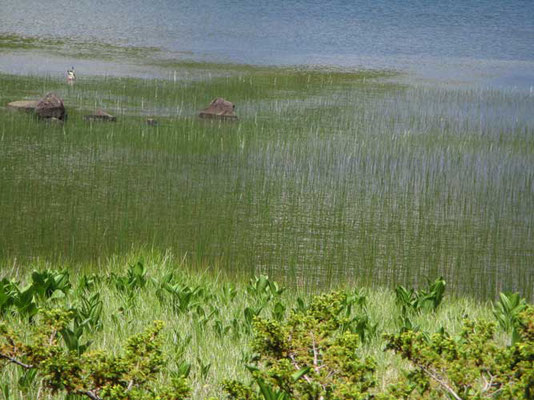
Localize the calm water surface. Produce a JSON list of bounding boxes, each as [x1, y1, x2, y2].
[[1, 0, 534, 87]]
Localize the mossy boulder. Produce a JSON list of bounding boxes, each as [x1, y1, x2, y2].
[[35, 93, 66, 120], [199, 98, 237, 120]]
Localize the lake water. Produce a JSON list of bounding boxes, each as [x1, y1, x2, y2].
[[0, 2, 533, 299], [1, 0, 534, 88]]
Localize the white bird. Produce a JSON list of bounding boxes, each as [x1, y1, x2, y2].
[[66, 67, 76, 84]]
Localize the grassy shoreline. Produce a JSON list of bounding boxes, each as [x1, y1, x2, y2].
[[2, 250, 523, 399]]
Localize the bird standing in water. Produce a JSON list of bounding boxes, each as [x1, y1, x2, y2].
[[66, 67, 76, 85]]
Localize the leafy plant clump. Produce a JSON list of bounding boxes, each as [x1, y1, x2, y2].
[[0, 269, 71, 319], [0, 309, 190, 400], [493, 292, 528, 344], [395, 277, 446, 316]]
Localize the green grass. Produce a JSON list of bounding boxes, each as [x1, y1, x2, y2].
[[0, 64, 532, 300], [0, 250, 507, 399], [0, 33, 162, 60]]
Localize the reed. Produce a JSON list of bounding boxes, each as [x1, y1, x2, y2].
[[0, 64, 532, 300]]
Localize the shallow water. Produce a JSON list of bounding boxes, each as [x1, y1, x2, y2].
[[1, 0, 534, 87], [1, 2, 533, 298], [0, 72, 532, 299]]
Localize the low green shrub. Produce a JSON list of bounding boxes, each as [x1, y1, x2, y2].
[[0, 310, 190, 400], [224, 291, 533, 400], [224, 291, 378, 400], [385, 305, 534, 399]]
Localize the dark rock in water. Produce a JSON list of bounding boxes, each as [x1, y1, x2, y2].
[[35, 93, 66, 120], [84, 109, 116, 122], [7, 100, 38, 112], [146, 118, 158, 126], [199, 98, 237, 120]]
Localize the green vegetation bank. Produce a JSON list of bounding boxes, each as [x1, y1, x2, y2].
[[0, 252, 532, 399]]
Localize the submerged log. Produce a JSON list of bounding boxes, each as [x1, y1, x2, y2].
[[199, 98, 237, 120], [7, 100, 38, 112]]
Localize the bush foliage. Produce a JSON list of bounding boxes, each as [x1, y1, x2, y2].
[[0, 310, 189, 400], [0, 267, 532, 399]]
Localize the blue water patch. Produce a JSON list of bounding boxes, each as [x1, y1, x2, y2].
[[1, 0, 533, 87]]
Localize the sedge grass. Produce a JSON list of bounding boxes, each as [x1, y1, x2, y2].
[[0, 65, 532, 300]]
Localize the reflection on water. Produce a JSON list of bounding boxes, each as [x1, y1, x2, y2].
[[1, 0, 534, 88]]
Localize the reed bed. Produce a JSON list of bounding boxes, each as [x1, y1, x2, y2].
[[0, 66, 532, 299]]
